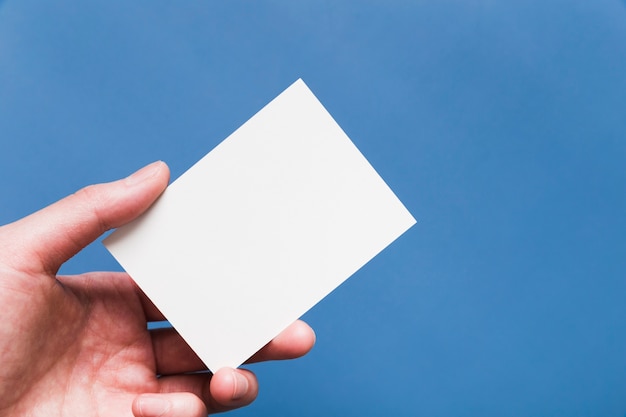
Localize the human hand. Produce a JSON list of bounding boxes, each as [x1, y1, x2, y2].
[[0, 161, 315, 417]]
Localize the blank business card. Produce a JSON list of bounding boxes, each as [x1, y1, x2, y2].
[[103, 79, 416, 372]]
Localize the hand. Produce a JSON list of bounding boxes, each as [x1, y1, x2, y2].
[[0, 161, 315, 417]]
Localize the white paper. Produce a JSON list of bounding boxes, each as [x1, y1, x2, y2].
[[104, 79, 416, 372]]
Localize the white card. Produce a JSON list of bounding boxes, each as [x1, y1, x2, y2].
[[103, 79, 416, 372]]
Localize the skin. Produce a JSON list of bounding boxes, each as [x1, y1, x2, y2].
[[0, 161, 315, 417]]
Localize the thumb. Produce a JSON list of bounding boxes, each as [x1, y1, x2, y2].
[[1, 161, 170, 275]]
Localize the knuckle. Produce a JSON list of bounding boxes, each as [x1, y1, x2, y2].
[[71, 183, 111, 231]]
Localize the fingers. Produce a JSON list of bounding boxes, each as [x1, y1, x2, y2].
[[132, 392, 207, 417], [153, 368, 258, 414], [151, 327, 204, 375], [2, 161, 170, 274], [245, 320, 316, 363], [136, 321, 312, 417], [209, 368, 258, 411], [151, 320, 316, 375], [138, 321, 314, 416]]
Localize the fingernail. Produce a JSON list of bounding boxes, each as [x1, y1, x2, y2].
[[136, 395, 171, 417], [125, 161, 163, 186], [231, 370, 249, 401]]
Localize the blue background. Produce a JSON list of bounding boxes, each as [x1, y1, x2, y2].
[[1, 1, 626, 416]]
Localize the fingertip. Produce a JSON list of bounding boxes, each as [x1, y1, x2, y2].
[[152, 160, 171, 187], [125, 160, 170, 189], [244, 320, 316, 364], [210, 368, 258, 406], [270, 320, 317, 358], [290, 320, 316, 355]]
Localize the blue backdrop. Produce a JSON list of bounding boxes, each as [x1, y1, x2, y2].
[[1, 1, 625, 416]]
